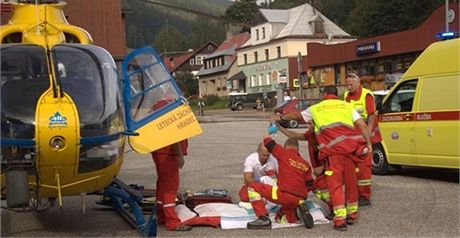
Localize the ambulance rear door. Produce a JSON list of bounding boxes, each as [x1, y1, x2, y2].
[[413, 74, 460, 168]]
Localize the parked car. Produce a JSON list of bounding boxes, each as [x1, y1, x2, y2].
[[373, 90, 390, 108], [228, 92, 274, 111], [274, 99, 320, 128]]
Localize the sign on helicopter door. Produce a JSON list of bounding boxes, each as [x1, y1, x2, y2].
[[122, 46, 202, 154]]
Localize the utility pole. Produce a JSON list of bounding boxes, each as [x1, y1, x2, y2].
[[445, 0, 449, 32]]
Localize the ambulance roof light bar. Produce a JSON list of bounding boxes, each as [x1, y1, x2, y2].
[[436, 31, 459, 40]]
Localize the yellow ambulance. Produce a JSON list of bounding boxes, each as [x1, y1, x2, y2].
[[373, 38, 460, 174]]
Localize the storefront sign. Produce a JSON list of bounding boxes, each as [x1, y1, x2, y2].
[[356, 41, 380, 55]]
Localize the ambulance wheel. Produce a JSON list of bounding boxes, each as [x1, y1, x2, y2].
[[236, 104, 243, 111], [372, 144, 389, 175], [288, 120, 299, 128]]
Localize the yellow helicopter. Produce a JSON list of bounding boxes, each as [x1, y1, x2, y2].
[[0, 0, 202, 210]]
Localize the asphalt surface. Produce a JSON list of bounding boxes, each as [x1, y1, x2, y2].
[[1, 108, 459, 237]]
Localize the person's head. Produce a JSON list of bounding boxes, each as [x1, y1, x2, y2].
[[284, 138, 299, 150], [283, 91, 289, 96], [321, 85, 338, 98], [257, 143, 270, 165], [345, 72, 361, 93]]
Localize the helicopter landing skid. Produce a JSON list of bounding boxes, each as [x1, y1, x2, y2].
[[101, 179, 157, 237]]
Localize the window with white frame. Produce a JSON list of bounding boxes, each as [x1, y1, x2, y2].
[[196, 56, 203, 65], [254, 51, 258, 63], [256, 29, 259, 40], [190, 58, 195, 65], [251, 75, 257, 87], [265, 73, 270, 85], [276, 46, 281, 58], [262, 27, 266, 39], [244, 54, 247, 64], [258, 74, 263, 86]]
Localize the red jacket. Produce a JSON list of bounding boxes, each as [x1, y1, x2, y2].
[[264, 137, 313, 198]]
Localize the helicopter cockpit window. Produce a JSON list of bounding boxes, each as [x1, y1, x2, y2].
[[53, 44, 124, 137], [125, 52, 179, 121], [1, 45, 50, 139]]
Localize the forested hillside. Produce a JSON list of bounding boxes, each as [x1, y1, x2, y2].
[[126, 0, 448, 53], [125, 0, 232, 52]]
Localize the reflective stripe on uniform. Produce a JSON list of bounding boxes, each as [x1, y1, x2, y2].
[[358, 179, 371, 186], [248, 187, 262, 202], [355, 167, 360, 173], [163, 203, 175, 208], [333, 205, 347, 219], [346, 202, 358, 214], [272, 186, 278, 200], [314, 189, 330, 201], [325, 170, 333, 176]]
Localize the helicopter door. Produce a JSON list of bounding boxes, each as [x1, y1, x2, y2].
[[122, 46, 202, 154]]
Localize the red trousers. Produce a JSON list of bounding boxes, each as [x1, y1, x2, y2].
[[357, 153, 372, 200], [238, 184, 250, 202], [152, 153, 182, 230], [246, 183, 303, 223], [325, 154, 359, 226]]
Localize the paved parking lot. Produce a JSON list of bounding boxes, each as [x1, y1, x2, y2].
[[1, 117, 459, 237]]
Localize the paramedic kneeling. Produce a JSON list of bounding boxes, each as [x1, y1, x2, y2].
[[246, 137, 314, 230], [238, 143, 278, 202]]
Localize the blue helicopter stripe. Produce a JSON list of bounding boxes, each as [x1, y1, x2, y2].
[[1, 138, 35, 147], [80, 133, 124, 145]]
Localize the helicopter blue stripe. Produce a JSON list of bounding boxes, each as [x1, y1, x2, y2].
[[1, 138, 35, 147], [80, 133, 123, 145]]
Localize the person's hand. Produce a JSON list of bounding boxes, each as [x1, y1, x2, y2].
[[177, 155, 185, 169], [362, 144, 373, 156], [313, 165, 324, 176], [271, 114, 282, 122]]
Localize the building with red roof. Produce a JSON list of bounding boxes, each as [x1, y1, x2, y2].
[[162, 41, 218, 75], [196, 32, 250, 97]]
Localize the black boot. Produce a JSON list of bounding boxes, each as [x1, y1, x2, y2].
[[247, 215, 272, 229], [358, 197, 371, 206], [297, 203, 314, 229], [333, 223, 348, 231]]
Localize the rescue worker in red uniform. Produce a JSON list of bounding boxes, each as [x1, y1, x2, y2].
[[273, 85, 372, 231], [245, 137, 314, 230], [150, 96, 191, 232], [277, 123, 332, 216], [345, 72, 383, 206]]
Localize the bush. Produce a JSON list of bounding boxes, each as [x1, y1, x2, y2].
[[205, 94, 220, 106]]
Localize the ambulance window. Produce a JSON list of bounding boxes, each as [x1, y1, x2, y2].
[[418, 75, 460, 111], [382, 79, 417, 113]]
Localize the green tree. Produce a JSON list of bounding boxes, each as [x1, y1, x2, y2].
[[174, 71, 198, 97], [269, 0, 305, 9], [320, 0, 356, 29], [152, 25, 187, 55], [347, 0, 445, 37], [224, 0, 259, 32]]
